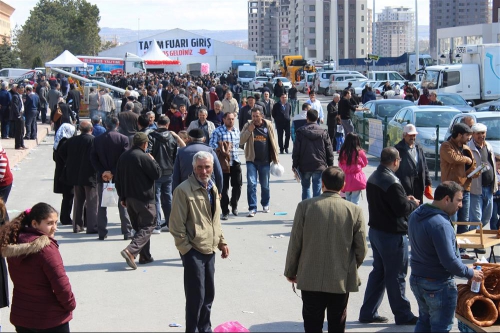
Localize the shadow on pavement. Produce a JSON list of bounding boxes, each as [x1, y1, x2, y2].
[[64, 258, 182, 272], [249, 321, 303, 332]]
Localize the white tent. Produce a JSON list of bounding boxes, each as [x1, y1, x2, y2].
[[141, 39, 180, 65], [45, 50, 87, 68]]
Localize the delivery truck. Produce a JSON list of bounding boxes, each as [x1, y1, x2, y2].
[[75, 53, 145, 75], [421, 44, 500, 104], [237, 64, 256, 89]]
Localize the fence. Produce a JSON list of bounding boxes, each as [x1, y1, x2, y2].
[[352, 113, 441, 180]]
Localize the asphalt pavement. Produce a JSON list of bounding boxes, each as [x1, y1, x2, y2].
[[0, 96, 489, 332]]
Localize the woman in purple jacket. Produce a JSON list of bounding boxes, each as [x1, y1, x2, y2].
[[0, 203, 76, 332]]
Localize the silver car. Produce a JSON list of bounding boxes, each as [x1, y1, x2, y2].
[[387, 106, 461, 160], [445, 112, 500, 158]]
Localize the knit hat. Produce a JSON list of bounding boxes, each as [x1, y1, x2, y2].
[[188, 128, 205, 139]]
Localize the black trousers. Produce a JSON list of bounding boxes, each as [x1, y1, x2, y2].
[[412, 177, 424, 204], [221, 163, 242, 215], [275, 120, 291, 151], [125, 198, 156, 260], [16, 322, 70, 332], [60, 185, 74, 225], [14, 117, 25, 149], [301, 290, 350, 333], [181, 249, 215, 333], [328, 125, 337, 151]]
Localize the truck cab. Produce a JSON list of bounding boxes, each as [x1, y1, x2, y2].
[[421, 64, 481, 102]]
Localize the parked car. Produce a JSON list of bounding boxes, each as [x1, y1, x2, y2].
[[314, 70, 364, 95], [474, 98, 500, 112], [273, 77, 292, 89], [387, 106, 461, 160], [249, 76, 268, 91], [434, 92, 475, 113], [445, 112, 500, 158], [353, 99, 414, 141], [328, 74, 368, 95]]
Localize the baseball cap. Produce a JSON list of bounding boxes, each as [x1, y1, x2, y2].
[[133, 132, 149, 146], [471, 123, 487, 133], [403, 124, 418, 135]]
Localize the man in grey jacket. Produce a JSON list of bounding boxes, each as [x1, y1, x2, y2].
[[285, 166, 367, 332]]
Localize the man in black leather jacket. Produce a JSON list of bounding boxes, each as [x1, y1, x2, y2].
[[148, 115, 184, 233], [359, 147, 420, 325]]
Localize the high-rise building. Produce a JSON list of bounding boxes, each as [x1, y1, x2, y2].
[[367, 8, 372, 55], [373, 6, 415, 57], [247, 0, 290, 59], [430, 0, 490, 58], [493, 0, 500, 22], [0, 1, 14, 44], [287, 0, 368, 62]]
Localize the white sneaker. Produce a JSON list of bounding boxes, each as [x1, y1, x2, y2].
[[247, 210, 256, 217], [263, 206, 270, 213], [152, 228, 161, 234]]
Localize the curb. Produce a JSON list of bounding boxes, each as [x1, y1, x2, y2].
[[3, 123, 52, 168]]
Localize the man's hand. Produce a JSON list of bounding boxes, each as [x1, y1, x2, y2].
[[148, 153, 155, 160], [407, 195, 420, 205], [471, 268, 484, 282], [102, 171, 113, 182], [286, 276, 297, 283], [248, 122, 255, 132], [320, 119, 324, 124], [120, 200, 127, 208], [219, 244, 230, 259]]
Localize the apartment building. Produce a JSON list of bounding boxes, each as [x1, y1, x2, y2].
[[430, 0, 490, 58], [247, 0, 290, 59], [288, 0, 368, 62], [0, 1, 14, 44], [373, 7, 415, 57]]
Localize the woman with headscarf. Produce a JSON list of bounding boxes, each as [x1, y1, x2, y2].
[[418, 87, 431, 105], [53, 124, 76, 225]]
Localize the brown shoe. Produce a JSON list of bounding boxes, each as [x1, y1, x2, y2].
[[120, 249, 137, 270]]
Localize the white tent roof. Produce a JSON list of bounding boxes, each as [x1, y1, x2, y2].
[[45, 50, 87, 68], [141, 39, 172, 61]]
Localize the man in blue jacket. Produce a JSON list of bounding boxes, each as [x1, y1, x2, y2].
[[408, 181, 484, 332]]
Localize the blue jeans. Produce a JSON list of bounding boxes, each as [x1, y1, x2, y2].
[[359, 228, 415, 324], [346, 190, 362, 205], [491, 200, 500, 230], [469, 186, 494, 229], [290, 99, 298, 116], [246, 162, 270, 211], [410, 275, 457, 332], [300, 170, 322, 200], [155, 174, 173, 227], [1, 111, 10, 138]]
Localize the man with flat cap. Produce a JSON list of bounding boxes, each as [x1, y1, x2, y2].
[[238, 95, 263, 131], [172, 128, 223, 194], [116, 132, 162, 269], [440, 123, 477, 259]]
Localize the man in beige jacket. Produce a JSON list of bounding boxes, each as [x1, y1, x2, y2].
[[285, 166, 368, 332], [221, 90, 239, 114], [240, 108, 279, 217], [170, 151, 229, 332]]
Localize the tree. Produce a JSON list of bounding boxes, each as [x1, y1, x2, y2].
[[0, 37, 20, 68], [16, 0, 101, 68], [32, 56, 43, 68], [100, 40, 118, 53]]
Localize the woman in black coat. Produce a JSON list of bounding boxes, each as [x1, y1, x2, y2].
[[51, 98, 75, 134], [53, 124, 76, 225]]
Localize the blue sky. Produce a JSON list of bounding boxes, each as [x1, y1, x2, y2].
[[9, 0, 430, 31]]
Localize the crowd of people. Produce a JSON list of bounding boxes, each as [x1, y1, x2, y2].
[[0, 69, 498, 333]]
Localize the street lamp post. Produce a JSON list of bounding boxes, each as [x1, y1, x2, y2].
[[271, 15, 280, 62]]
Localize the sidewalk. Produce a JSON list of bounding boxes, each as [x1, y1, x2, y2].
[[2, 123, 52, 167]]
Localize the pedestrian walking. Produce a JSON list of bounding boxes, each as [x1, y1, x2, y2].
[[285, 166, 367, 333], [338, 133, 367, 205]]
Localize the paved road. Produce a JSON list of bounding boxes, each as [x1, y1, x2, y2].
[[0, 113, 486, 332]]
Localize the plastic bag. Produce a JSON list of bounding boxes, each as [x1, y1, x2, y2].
[[270, 162, 285, 177], [214, 321, 249, 332], [101, 181, 118, 207]]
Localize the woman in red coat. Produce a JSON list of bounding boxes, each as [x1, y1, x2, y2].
[[0, 202, 76, 332]]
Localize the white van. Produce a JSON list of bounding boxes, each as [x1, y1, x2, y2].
[[315, 70, 366, 95], [367, 71, 405, 82], [0, 68, 32, 82]]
